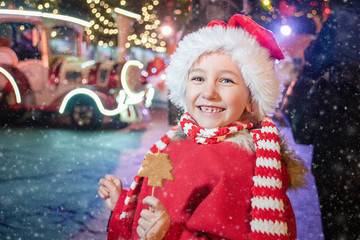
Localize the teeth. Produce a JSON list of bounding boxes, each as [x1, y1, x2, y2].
[[200, 107, 223, 113]]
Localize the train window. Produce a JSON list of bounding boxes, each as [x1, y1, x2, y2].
[[50, 26, 79, 56]]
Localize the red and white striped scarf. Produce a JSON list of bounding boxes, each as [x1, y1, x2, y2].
[[120, 112, 289, 239]]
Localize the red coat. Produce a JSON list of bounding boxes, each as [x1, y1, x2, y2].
[[108, 138, 297, 239]]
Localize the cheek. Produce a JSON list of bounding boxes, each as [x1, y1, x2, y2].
[[185, 87, 194, 110], [185, 85, 196, 103], [224, 91, 249, 114], [223, 91, 241, 107]]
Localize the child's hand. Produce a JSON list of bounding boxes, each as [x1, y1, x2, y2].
[[98, 174, 122, 211], [137, 196, 171, 240]]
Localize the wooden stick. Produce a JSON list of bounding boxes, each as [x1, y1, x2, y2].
[[149, 187, 155, 212], [150, 150, 159, 211]]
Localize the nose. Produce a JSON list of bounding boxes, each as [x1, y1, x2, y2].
[[201, 81, 219, 100]]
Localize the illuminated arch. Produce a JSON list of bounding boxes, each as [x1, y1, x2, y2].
[[0, 9, 92, 27], [59, 88, 127, 116], [0, 67, 21, 103], [121, 60, 146, 105]]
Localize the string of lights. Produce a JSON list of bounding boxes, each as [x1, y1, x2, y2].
[[85, 0, 118, 47], [126, 0, 167, 53], [0, 0, 59, 13], [247, 0, 329, 27], [1, 0, 330, 51]]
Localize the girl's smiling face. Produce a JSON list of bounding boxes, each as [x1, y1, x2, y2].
[[186, 52, 251, 128]]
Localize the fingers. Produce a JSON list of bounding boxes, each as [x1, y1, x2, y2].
[[140, 209, 153, 219], [143, 196, 165, 213], [138, 215, 152, 229], [105, 174, 116, 180], [99, 178, 121, 193], [137, 206, 170, 240], [137, 209, 158, 240], [136, 225, 146, 240], [105, 174, 122, 187], [98, 175, 122, 200], [98, 185, 110, 199], [98, 175, 122, 211]]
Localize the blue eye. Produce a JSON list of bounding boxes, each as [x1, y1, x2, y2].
[[221, 78, 234, 83], [192, 77, 204, 82]]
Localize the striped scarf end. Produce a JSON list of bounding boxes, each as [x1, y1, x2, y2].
[[250, 219, 288, 236], [251, 196, 285, 211]]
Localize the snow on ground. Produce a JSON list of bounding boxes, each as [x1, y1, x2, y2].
[[0, 121, 149, 239]]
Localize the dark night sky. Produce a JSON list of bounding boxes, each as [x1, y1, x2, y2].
[[57, 0, 92, 20]]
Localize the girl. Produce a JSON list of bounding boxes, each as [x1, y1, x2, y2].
[[98, 14, 306, 240]]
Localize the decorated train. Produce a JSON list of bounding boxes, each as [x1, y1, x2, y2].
[[0, 9, 154, 129]]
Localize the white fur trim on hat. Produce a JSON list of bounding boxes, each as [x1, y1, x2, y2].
[[165, 25, 283, 120]]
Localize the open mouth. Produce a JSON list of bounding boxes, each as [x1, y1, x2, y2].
[[199, 106, 224, 113]]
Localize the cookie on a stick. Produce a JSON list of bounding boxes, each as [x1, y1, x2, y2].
[[138, 152, 175, 196]]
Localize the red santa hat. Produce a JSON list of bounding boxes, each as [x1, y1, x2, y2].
[[165, 14, 285, 121]]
